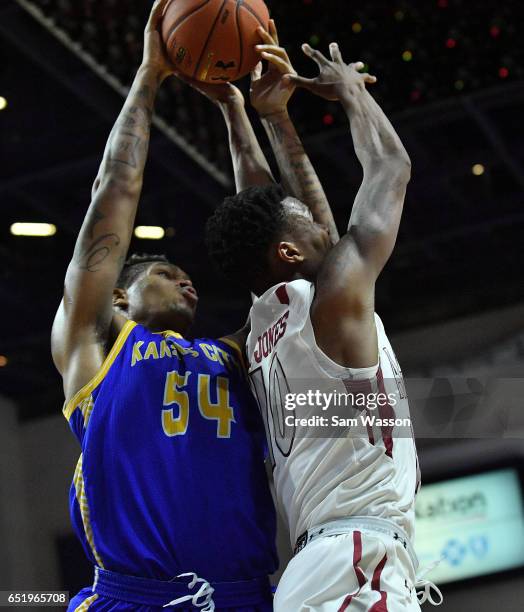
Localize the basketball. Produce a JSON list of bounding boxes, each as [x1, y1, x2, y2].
[[161, 0, 270, 83]]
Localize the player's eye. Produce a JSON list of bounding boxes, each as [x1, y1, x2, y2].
[[157, 270, 170, 278]]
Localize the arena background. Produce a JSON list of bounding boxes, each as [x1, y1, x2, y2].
[[1, 0, 523, 609]]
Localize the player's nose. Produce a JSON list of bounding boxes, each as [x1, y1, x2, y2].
[[178, 279, 198, 298]]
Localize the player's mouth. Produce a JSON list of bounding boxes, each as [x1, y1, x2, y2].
[[181, 286, 199, 303]]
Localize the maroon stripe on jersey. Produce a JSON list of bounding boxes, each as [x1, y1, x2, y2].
[[371, 553, 387, 591], [343, 379, 375, 446], [275, 284, 290, 304], [369, 553, 388, 611], [337, 531, 367, 611], [338, 593, 356, 612], [369, 592, 388, 612], [376, 367, 394, 458], [342, 378, 374, 395], [365, 408, 375, 445], [353, 531, 367, 588]]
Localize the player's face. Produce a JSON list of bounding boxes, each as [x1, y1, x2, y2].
[[127, 262, 198, 330], [282, 198, 332, 278]]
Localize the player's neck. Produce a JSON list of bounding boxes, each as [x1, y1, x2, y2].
[[136, 314, 192, 337], [253, 270, 311, 297]]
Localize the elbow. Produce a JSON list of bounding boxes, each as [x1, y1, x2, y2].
[[367, 157, 411, 190], [389, 151, 412, 184], [96, 173, 143, 198], [378, 156, 411, 191], [91, 177, 101, 198], [365, 151, 412, 185]]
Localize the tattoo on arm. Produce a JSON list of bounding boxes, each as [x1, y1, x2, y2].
[[77, 233, 121, 272], [74, 202, 121, 272], [264, 114, 339, 242], [108, 132, 141, 169], [136, 85, 154, 121], [105, 81, 155, 172], [223, 102, 275, 191], [72, 67, 160, 281]]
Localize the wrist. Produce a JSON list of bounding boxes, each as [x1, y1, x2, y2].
[[259, 108, 289, 122], [339, 87, 367, 113], [138, 62, 168, 84], [218, 95, 245, 112]]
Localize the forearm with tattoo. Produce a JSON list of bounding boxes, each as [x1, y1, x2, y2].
[[221, 100, 275, 192], [73, 66, 162, 274], [262, 110, 340, 243], [103, 68, 158, 181]]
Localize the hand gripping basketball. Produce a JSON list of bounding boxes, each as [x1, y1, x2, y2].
[[161, 0, 270, 83], [142, 0, 177, 81], [250, 19, 297, 117]]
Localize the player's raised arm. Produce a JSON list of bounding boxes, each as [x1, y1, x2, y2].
[[252, 21, 339, 244], [177, 76, 275, 192], [287, 44, 411, 368], [51, 0, 173, 400]]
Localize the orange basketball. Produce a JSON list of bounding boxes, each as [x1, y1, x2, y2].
[[161, 0, 270, 83]]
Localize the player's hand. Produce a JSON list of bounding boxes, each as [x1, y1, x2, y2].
[[141, 0, 176, 81], [251, 20, 296, 117], [284, 43, 377, 102], [175, 73, 245, 107]]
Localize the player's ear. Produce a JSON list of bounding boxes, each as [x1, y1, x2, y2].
[[113, 287, 129, 312], [277, 241, 304, 264]]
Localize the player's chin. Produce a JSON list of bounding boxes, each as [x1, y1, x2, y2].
[[158, 301, 196, 328], [172, 300, 197, 320]]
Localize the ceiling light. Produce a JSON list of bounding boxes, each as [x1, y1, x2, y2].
[[472, 164, 485, 176], [10, 222, 57, 236], [134, 226, 165, 240]]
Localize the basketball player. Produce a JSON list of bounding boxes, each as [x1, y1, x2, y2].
[[51, 1, 286, 609], [206, 42, 443, 610]]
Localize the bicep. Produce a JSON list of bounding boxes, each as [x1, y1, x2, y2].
[[311, 235, 378, 368], [65, 181, 137, 328], [348, 166, 409, 275], [52, 182, 137, 377], [51, 300, 107, 401], [316, 169, 408, 309], [310, 167, 409, 367], [313, 233, 376, 326]]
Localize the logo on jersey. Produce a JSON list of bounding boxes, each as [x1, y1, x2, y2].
[[253, 311, 289, 364]]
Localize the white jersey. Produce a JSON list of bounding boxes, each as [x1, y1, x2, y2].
[[247, 279, 420, 546]]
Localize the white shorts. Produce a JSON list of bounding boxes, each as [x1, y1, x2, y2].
[[274, 518, 422, 612]]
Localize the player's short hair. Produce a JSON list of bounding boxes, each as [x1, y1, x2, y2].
[[116, 253, 171, 289], [205, 184, 288, 286]]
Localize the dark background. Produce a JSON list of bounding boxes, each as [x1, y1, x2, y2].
[[1, 0, 522, 421], [0, 1, 523, 608]]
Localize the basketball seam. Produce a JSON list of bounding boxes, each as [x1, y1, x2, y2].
[[240, 1, 266, 28], [165, 0, 212, 50], [235, 0, 243, 79], [193, 0, 229, 80]]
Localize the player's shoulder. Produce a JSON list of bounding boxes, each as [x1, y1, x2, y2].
[[253, 279, 314, 310]]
